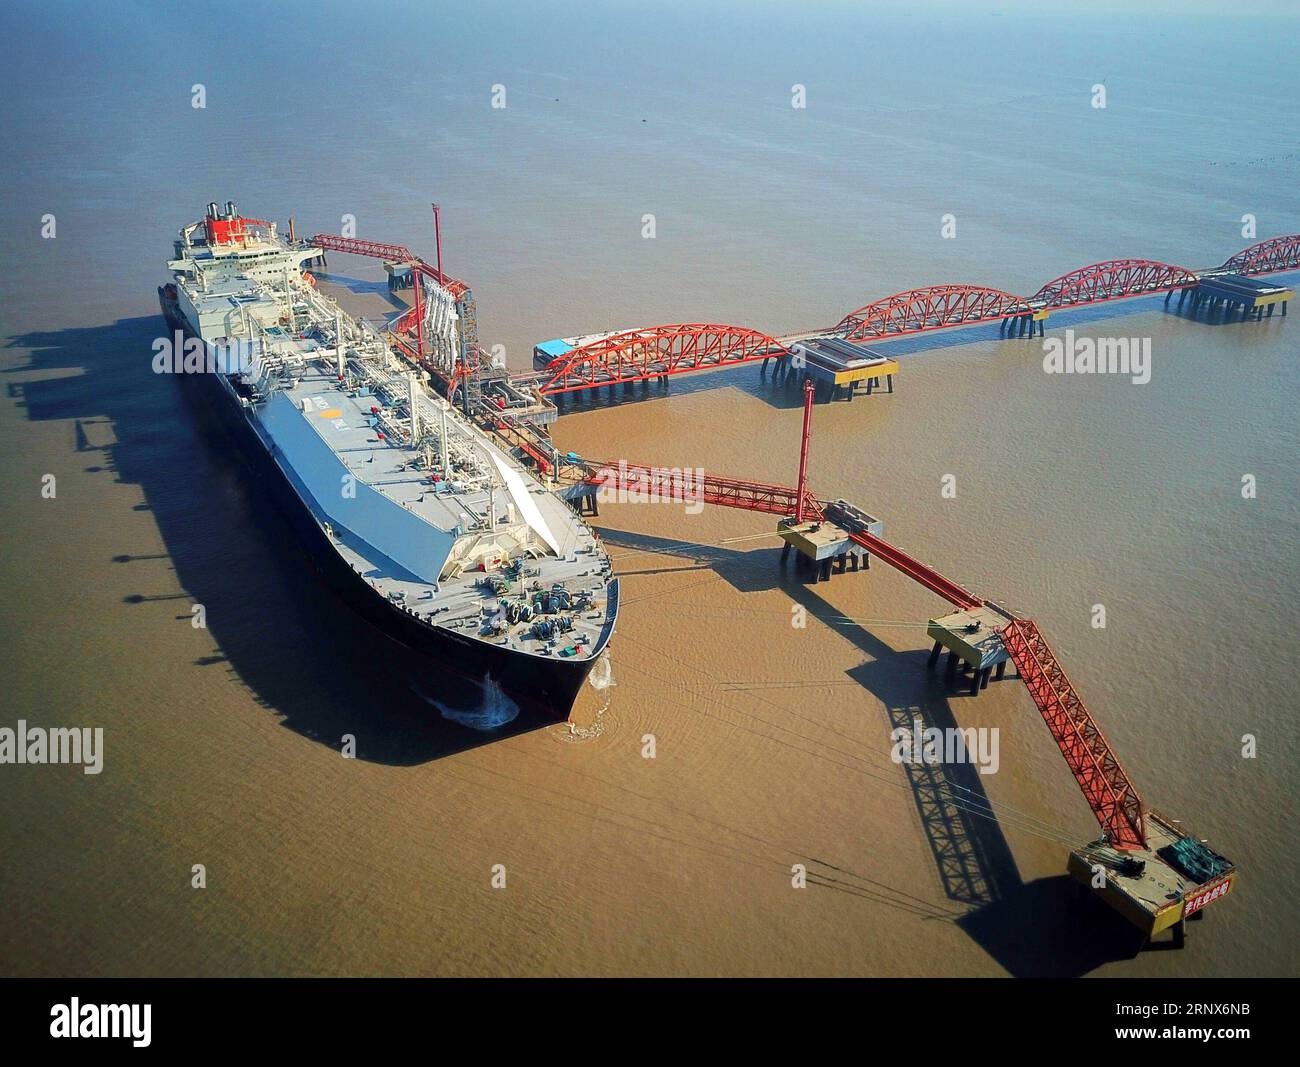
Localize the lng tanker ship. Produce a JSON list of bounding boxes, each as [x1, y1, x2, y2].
[[159, 202, 618, 717]]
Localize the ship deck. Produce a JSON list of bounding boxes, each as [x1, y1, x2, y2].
[[275, 367, 615, 661], [334, 532, 613, 659], [281, 366, 584, 554], [176, 239, 616, 665]]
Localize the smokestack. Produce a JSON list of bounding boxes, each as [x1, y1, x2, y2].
[[207, 202, 219, 219], [226, 200, 237, 218]]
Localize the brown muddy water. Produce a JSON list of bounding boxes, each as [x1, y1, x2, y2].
[[1, 0, 1297, 977], [2, 285, 1296, 976]]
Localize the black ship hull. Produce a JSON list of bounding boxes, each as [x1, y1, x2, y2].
[[159, 287, 615, 722]]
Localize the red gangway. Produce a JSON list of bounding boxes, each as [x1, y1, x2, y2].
[[845, 529, 982, 611], [308, 233, 470, 301], [307, 230, 473, 370]]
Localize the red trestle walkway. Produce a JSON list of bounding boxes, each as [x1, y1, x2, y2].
[[584, 459, 1147, 849], [586, 460, 813, 518], [844, 529, 982, 611], [999, 620, 1146, 850], [308, 233, 470, 299]]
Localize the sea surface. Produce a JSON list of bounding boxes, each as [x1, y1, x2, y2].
[[1, 0, 1297, 976]]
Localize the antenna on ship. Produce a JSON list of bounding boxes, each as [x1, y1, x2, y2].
[[335, 309, 346, 379], [439, 399, 450, 476], [431, 203, 443, 281]]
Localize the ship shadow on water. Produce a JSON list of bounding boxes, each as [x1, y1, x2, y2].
[[600, 526, 1147, 975], [6, 316, 565, 765]]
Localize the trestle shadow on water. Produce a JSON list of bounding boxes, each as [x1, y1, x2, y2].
[[5, 317, 571, 765], [1162, 296, 1294, 328], [600, 525, 1146, 974], [548, 362, 815, 414]]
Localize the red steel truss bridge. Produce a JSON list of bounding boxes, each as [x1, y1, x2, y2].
[[832, 235, 1297, 342], [523, 324, 792, 395], [305, 222, 1296, 398], [532, 234, 1297, 392]]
